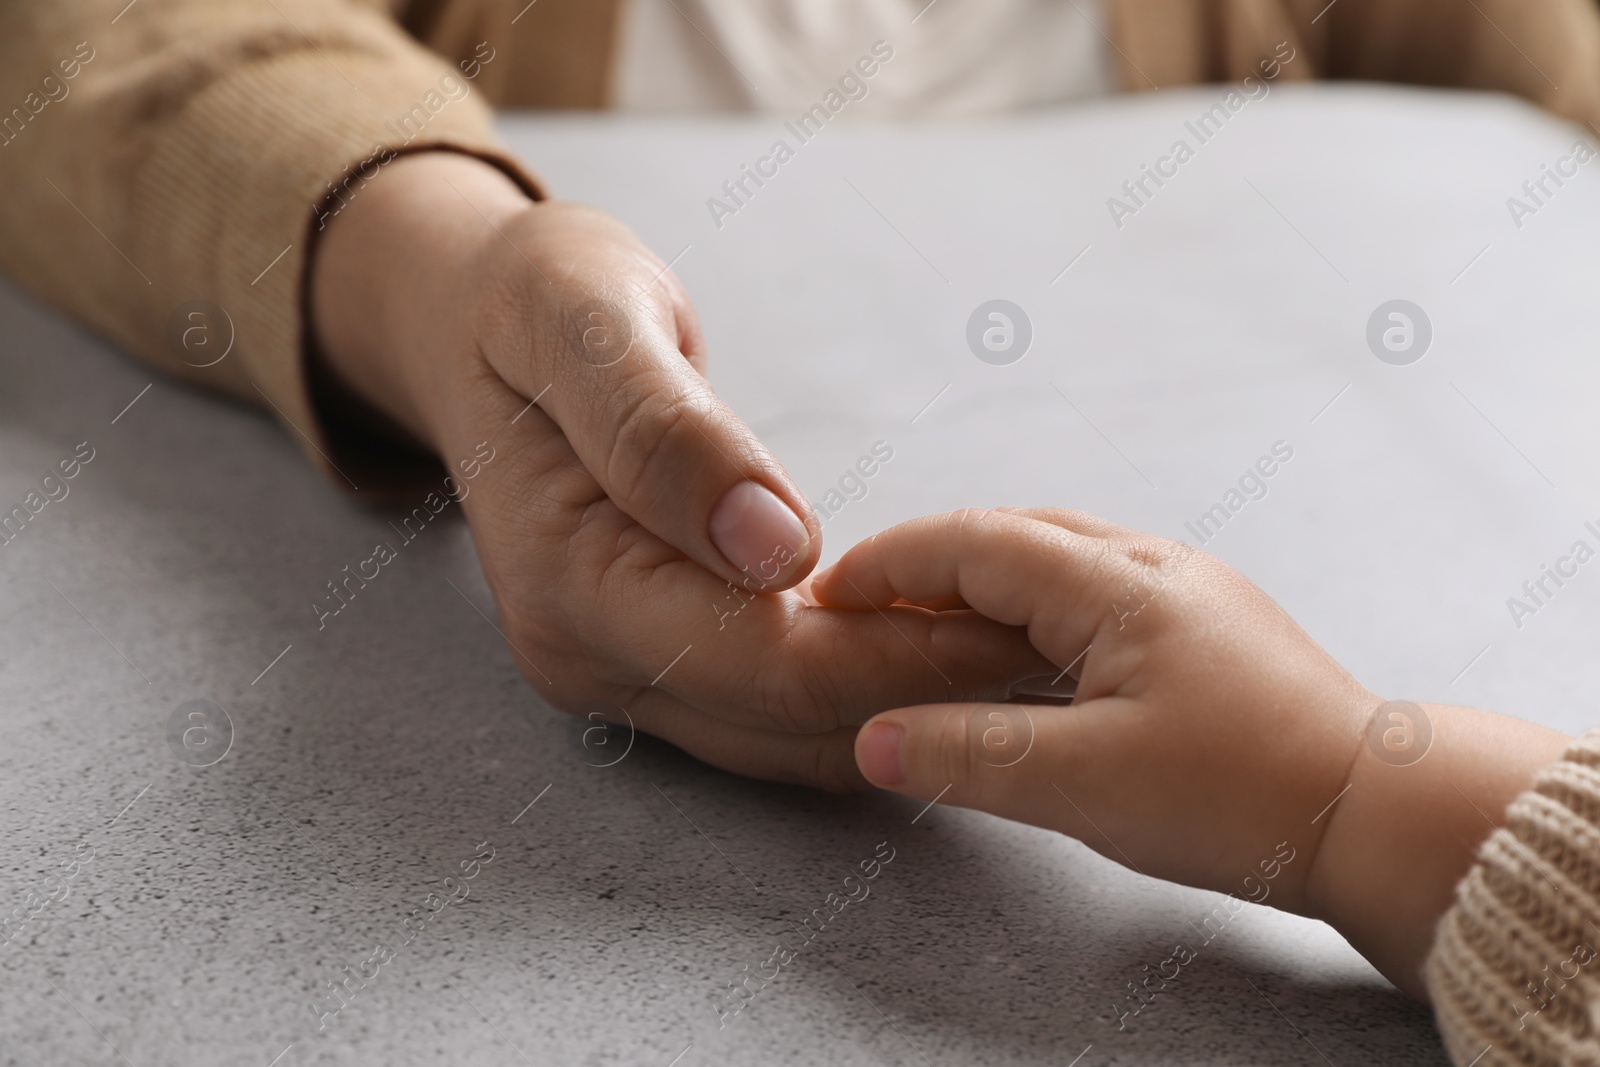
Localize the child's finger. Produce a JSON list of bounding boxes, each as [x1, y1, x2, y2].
[[891, 592, 972, 612], [991, 506, 1128, 540], [819, 507, 1151, 616], [854, 701, 1095, 833], [810, 508, 1133, 665]]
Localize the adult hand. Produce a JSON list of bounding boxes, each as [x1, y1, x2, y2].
[[309, 153, 1054, 789]]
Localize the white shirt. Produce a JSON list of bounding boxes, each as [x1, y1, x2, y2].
[[614, 0, 1114, 115]]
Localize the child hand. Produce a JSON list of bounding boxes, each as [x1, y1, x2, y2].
[[814, 507, 1372, 904], [811, 508, 1568, 997]]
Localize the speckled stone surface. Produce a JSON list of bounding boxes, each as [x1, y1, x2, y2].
[[3, 84, 1598, 1065]]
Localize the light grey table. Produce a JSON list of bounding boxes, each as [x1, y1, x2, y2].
[[5, 82, 1599, 1065]]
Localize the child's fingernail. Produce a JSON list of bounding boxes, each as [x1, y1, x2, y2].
[[709, 481, 811, 586], [857, 721, 905, 787], [811, 562, 836, 586]]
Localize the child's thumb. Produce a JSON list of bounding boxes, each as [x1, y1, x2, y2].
[[854, 704, 1049, 822]]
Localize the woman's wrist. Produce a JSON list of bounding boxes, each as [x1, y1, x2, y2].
[[308, 150, 533, 452], [1302, 702, 1570, 999]]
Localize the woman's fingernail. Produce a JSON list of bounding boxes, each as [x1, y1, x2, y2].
[[709, 481, 810, 587], [857, 721, 905, 787]]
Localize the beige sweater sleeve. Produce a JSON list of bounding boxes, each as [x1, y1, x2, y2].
[[1428, 729, 1600, 1066], [0, 1, 539, 491]]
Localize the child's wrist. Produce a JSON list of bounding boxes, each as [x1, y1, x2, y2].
[[1301, 703, 1569, 999]]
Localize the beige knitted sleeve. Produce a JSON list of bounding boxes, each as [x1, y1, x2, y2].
[[1427, 729, 1600, 1066], [0, 0, 540, 492]]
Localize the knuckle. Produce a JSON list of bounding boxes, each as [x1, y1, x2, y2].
[[604, 384, 702, 507], [1052, 507, 1119, 535], [1121, 535, 1212, 602], [934, 707, 986, 797], [561, 296, 638, 367]]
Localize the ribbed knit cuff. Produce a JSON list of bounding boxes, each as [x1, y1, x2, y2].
[[1427, 729, 1600, 1067]]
